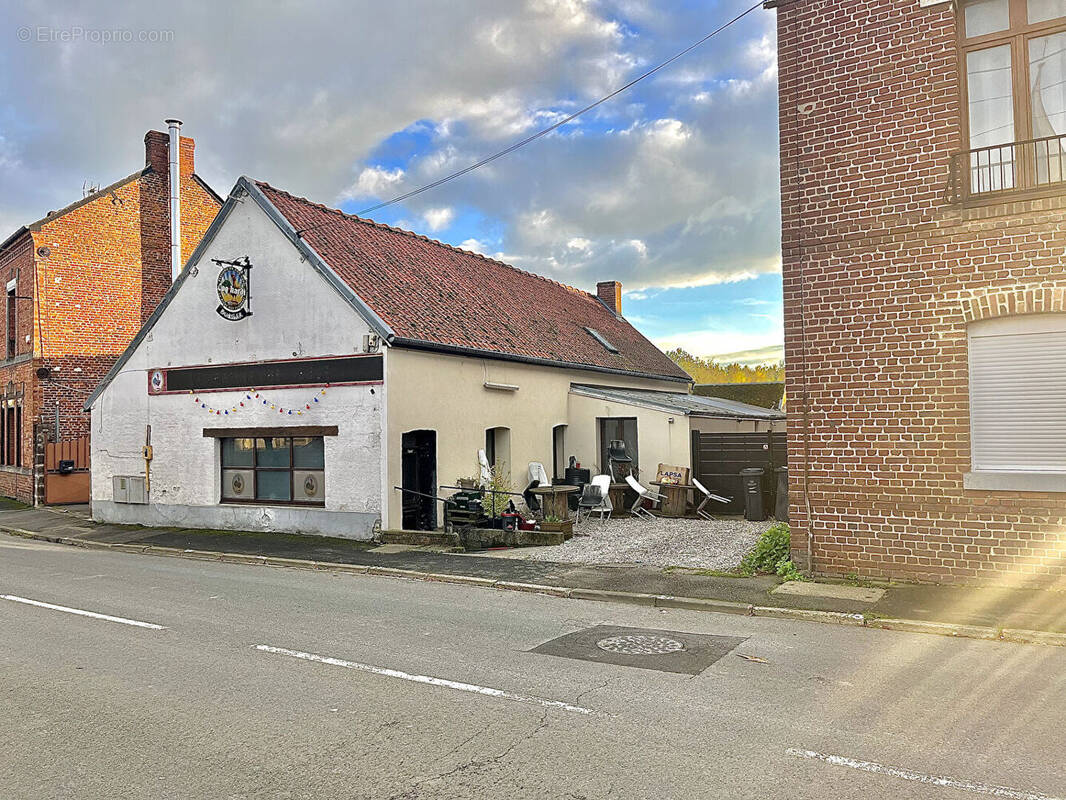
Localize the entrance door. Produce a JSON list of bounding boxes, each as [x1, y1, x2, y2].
[[401, 430, 436, 531]]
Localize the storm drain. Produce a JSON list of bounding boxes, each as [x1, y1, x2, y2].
[[531, 625, 747, 675]]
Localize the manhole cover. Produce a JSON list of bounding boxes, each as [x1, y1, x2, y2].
[[531, 625, 748, 675], [596, 635, 686, 655]]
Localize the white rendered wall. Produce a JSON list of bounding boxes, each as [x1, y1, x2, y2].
[[90, 194, 382, 538]]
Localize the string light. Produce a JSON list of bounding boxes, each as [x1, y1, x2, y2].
[[188, 385, 330, 416]]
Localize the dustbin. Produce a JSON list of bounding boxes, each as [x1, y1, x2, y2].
[[740, 467, 766, 521], [774, 466, 789, 522]]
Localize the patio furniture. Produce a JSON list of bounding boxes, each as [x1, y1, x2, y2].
[[607, 482, 631, 517], [625, 475, 664, 520], [528, 484, 579, 520], [528, 461, 551, 488], [649, 481, 694, 518], [692, 478, 731, 521], [606, 439, 633, 481], [577, 474, 613, 524], [478, 449, 492, 486]]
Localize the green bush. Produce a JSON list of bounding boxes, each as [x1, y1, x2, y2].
[[740, 523, 804, 580]]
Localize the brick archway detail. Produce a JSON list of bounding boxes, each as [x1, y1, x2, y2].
[[961, 287, 1066, 323]]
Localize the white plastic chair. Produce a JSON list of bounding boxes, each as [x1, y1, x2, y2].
[[528, 461, 550, 488], [625, 474, 664, 520], [577, 474, 613, 524], [692, 478, 730, 520], [478, 449, 492, 487]]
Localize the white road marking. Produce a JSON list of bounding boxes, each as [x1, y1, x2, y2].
[[255, 644, 592, 715], [788, 749, 1062, 800], [0, 594, 166, 630]]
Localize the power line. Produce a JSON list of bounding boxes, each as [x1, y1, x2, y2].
[[295, 0, 765, 235]]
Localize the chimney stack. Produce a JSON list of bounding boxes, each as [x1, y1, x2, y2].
[[165, 118, 183, 281], [596, 281, 623, 315]]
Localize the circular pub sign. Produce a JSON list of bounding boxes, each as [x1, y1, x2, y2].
[[214, 257, 252, 321]]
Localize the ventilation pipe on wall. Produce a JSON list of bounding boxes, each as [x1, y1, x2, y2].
[[165, 118, 182, 281]]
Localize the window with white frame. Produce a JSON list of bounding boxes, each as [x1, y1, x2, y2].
[[968, 313, 1066, 474]]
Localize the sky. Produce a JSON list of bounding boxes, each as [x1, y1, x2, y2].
[[0, 0, 782, 364]]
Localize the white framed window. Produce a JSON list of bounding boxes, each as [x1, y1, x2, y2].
[[966, 313, 1066, 490]]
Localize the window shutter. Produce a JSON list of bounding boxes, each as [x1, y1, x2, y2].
[[969, 314, 1066, 472]]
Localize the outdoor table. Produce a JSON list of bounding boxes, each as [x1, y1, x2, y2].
[[608, 482, 631, 516], [529, 484, 579, 519], [650, 482, 695, 518]]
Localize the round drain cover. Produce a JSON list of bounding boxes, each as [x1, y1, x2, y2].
[[596, 634, 686, 655]]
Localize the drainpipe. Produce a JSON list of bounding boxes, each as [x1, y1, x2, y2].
[[165, 118, 182, 281]]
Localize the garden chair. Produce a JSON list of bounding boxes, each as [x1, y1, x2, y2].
[[625, 474, 664, 520], [692, 478, 731, 521], [576, 474, 613, 524], [528, 461, 550, 489]]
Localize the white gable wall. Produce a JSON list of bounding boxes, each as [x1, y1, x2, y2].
[[90, 193, 384, 538]]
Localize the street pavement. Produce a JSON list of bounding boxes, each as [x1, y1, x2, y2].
[[2, 534, 1065, 799]]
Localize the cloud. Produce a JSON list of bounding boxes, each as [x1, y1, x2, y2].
[[0, 0, 781, 304], [422, 207, 455, 232], [705, 344, 784, 366], [341, 166, 405, 201]]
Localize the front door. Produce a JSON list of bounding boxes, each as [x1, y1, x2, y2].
[[401, 430, 436, 531]]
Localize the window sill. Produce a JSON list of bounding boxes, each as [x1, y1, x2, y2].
[[963, 471, 1066, 493], [219, 500, 326, 509]]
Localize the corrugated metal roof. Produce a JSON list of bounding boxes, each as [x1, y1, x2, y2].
[[570, 384, 786, 420]]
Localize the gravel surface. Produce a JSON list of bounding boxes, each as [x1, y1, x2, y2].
[[514, 515, 770, 570]]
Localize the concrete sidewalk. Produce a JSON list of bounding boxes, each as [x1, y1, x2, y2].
[[3, 505, 1065, 640]]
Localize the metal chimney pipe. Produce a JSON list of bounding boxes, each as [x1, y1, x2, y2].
[[165, 118, 183, 281]]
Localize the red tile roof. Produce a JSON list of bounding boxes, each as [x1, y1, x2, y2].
[[257, 182, 691, 382]]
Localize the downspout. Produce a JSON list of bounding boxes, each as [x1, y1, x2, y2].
[[165, 118, 182, 281]]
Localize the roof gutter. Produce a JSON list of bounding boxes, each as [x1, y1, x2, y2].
[[390, 337, 692, 384]]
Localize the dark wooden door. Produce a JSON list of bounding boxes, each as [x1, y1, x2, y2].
[[401, 430, 436, 531]]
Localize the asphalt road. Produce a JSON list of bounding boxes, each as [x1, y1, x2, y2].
[[2, 533, 1065, 800]]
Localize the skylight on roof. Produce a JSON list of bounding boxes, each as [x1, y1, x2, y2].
[[584, 327, 619, 354]]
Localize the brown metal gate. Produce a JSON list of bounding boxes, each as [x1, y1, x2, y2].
[[44, 435, 90, 505], [689, 431, 786, 514]]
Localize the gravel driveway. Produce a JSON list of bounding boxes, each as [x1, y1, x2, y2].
[[496, 515, 770, 570]]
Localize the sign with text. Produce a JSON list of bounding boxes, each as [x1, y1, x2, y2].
[[656, 463, 689, 486]]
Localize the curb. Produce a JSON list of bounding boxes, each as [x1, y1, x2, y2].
[[6, 527, 1066, 648]]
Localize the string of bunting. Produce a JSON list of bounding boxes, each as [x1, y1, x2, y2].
[[189, 385, 329, 416]]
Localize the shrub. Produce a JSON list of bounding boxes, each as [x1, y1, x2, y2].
[[740, 523, 804, 580], [480, 467, 513, 517], [740, 522, 791, 574]]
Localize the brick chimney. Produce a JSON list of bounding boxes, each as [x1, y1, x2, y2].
[[596, 281, 623, 315], [144, 130, 195, 177]]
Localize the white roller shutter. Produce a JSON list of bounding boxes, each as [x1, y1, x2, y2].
[[969, 313, 1066, 472]]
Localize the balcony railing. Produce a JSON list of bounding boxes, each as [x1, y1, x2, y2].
[[949, 133, 1066, 202]]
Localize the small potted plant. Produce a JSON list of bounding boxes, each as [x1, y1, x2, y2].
[[539, 514, 573, 537]]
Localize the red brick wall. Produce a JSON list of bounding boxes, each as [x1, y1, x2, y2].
[[0, 132, 220, 502], [777, 0, 1066, 586], [0, 235, 40, 503], [30, 133, 220, 442]]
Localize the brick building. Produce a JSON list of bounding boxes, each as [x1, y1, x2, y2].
[[0, 127, 220, 504], [775, 0, 1066, 586]]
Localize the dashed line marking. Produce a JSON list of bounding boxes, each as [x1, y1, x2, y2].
[[0, 594, 166, 630], [255, 644, 592, 715], [788, 749, 1061, 800]]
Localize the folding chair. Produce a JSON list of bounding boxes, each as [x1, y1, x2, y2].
[[625, 475, 664, 520], [692, 478, 731, 521]]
